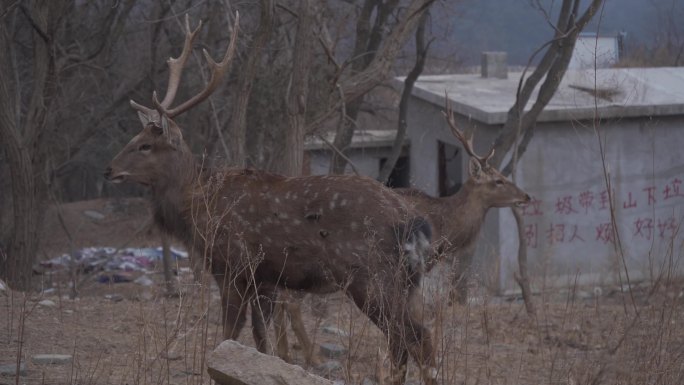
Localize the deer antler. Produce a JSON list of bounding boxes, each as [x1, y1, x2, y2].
[[130, 13, 240, 120], [153, 12, 240, 118], [130, 14, 202, 118], [442, 92, 495, 165], [159, 14, 203, 109]]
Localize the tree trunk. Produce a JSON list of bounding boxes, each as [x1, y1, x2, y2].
[[487, 0, 605, 317], [0, 1, 56, 290], [314, 0, 435, 174], [377, 11, 431, 184], [282, 0, 314, 176], [227, 0, 274, 167]]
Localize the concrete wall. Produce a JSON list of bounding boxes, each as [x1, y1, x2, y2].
[[307, 146, 403, 179], [407, 96, 684, 293], [503, 116, 684, 292], [569, 36, 620, 70]]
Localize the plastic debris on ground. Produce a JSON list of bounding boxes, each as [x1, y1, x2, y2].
[[38, 246, 189, 283]]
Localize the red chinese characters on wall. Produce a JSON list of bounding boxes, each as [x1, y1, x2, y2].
[[521, 177, 682, 249]]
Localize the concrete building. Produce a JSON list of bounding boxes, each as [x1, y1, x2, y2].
[[397, 66, 684, 294], [568, 32, 622, 70], [304, 129, 410, 186]]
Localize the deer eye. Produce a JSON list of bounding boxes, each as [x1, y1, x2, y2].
[[495, 179, 505, 185], [138, 144, 152, 151]]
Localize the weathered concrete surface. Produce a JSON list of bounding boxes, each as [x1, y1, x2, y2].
[[207, 340, 333, 385]]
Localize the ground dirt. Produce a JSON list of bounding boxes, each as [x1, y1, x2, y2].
[[1, 198, 683, 385]]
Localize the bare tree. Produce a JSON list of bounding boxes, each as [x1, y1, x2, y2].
[[281, 0, 314, 176], [227, 0, 274, 166], [0, 1, 64, 289], [313, 0, 436, 174], [487, 0, 606, 315], [378, 10, 432, 184]]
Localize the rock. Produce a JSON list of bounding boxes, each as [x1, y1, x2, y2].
[[161, 351, 182, 361], [319, 343, 347, 359], [134, 275, 154, 287], [0, 363, 26, 376], [321, 326, 349, 338], [83, 209, 105, 221], [207, 340, 333, 385], [32, 354, 73, 365], [104, 294, 124, 302], [38, 299, 56, 307], [0, 279, 8, 295], [315, 360, 343, 379]]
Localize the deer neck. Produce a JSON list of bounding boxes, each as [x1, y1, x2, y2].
[[441, 180, 489, 252], [150, 151, 198, 239]]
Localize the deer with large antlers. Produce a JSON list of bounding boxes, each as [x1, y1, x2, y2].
[[104, 15, 438, 385]]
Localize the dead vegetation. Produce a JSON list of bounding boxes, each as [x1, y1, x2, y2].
[[1, 199, 683, 385]]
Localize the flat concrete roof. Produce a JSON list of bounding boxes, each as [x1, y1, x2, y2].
[[397, 67, 684, 125], [305, 129, 405, 151]]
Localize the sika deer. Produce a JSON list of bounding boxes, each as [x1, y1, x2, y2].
[[104, 14, 437, 385], [397, 98, 531, 304], [276, 97, 532, 365]]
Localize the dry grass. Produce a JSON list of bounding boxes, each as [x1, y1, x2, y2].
[[1, 199, 683, 385]]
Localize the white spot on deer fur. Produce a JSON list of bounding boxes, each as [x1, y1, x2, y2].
[[332, 193, 339, 201], [285, 191, 291, 199], [249, 205, 255, 213], [279, 213, 289, 219], [275, 198, 281, 204], [329, 201, 336, 210], [340, 199, 347, 207], [264, 236, 272, 244], [357, 196, 365, 204], [292, 219, 302, 226], [350, 222, 358, 231]]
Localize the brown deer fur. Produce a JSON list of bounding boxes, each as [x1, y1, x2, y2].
[[104, 15, 437, 385], [397, 157, 530, 303]]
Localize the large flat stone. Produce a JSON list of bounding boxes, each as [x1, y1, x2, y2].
[[208, 340, 333, 385]]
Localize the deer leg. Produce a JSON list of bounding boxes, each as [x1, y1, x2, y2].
[[251, 285, 277, 354], [213, 273, 249, 341], [348, 279, 437, 385], [451, 252, 474, 305], [401, 312, 437, 385], [287, 298, 320, 366], [273, 301, 291, 362]]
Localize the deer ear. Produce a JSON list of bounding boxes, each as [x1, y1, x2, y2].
[[468, 158, 483, 179], [137, 111, 152, 128], [159, 115, 184, 148], [160, 115, 170, 137]]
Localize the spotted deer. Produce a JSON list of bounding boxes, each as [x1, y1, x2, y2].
[[104, 14, 437, 385], [276, 97, 532, 366]]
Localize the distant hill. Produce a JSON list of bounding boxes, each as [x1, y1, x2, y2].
[[428, 0, 664, 66]]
